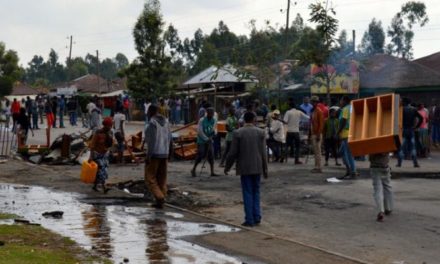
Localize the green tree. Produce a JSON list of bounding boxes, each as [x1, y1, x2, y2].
[[100, 58, 118, 80], [125, 0, 179, 99], [387, 1, 428, 59], [359, 19, 385, 56], [307, 0, 339, 103], [26, 55, 47, 84], [46, 49, 66, 83], [68, 57, 88, 80], [115, 53, 129, 69], [0, 42, 22, 96]]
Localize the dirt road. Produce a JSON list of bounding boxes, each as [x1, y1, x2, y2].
[[1, 156, 440, 263]]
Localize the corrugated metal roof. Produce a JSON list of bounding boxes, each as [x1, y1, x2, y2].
[[183, 64, 258, 87]]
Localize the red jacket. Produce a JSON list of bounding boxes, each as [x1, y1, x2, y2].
[[11, 101, 21, 114]]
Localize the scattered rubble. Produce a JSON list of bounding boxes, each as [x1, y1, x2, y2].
[[42, 211, 64, 219]]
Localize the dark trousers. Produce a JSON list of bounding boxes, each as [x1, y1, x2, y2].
[[32, 114, 39, 129], [324, 137, 338, 162], [69, 111, 77, 126], [52, 111, 57, 128], [286, 132, 300, 160], [195, 142, 214, 164], [398, 128, 418, 166], [220, 140, 232, 165], [267, 139, 282, 160], [241, 174, 261, 225]]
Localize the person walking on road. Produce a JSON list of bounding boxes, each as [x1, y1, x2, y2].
[[88, 117, 113, 194], [144, 105, 172, 209], [369, 152, 393, 222], [284, 102, 309, 164], [310, 96, 324, 173], [225, 112, 268, 227], [191, 107, 218, 177]]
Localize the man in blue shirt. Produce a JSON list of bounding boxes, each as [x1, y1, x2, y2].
[[300, 96, 313, 116]]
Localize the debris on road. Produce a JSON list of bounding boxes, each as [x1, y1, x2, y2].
[[42, 211, 64, 219]]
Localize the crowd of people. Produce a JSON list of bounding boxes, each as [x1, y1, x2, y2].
[[184, 95, 440, 224], [1, 93, 439, 224]]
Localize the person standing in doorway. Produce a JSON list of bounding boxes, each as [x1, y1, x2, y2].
[[284, 101, 309, 164], [310, 96, 324, 173], [225, 112, 268, 227], [338, 96, 358, 179], [144, 104, 172, 209]]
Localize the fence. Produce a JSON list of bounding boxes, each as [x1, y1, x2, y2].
[[0, 123, 17, 159]]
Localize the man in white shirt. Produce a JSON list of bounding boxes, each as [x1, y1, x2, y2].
[[86, 101, 97, 129], [283, 102, 309, 164], [268, 110, 285, 162]]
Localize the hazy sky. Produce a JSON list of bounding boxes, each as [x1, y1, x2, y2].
[[1, 0, 439, 67]]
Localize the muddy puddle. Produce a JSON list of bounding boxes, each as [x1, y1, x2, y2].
[[0, 184, 242, 263]]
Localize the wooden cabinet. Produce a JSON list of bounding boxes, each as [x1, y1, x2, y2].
[[348, 94, 402, 156]]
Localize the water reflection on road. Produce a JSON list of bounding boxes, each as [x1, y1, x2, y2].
[[0, 184, 240, 263]]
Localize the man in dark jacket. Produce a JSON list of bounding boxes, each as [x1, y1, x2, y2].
[[225, 112, 268, 227], [397, 97, 423, 167]]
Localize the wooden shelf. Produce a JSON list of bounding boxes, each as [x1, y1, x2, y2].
[[348, 94, 402, 156]]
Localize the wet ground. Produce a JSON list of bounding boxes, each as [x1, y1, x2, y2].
[[0, 184, 243, 264]]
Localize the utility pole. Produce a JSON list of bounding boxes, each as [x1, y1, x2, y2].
[[67, 35, 73, 87], [352, 30, 356, 55], [96, 50, 101, 94], [68, 36, 73, 65]]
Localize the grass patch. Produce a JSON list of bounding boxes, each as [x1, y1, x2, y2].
[[0, 213, 18, 220], [0, 224, 111, 264]]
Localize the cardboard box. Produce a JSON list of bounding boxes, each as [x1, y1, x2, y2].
[[348, 94, 402, 156]]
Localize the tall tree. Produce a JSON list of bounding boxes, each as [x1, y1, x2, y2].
[[0, 42, 21, 96], [46, 49, 66, 83], [125, 0, 179, 99], [115, 53, 129, 69], [26, 55, 47, 84], [387, 1, 428, 59], [359, 19, 385, 56], [68, 57, 88, 80], [308, 0, 339, 103]]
